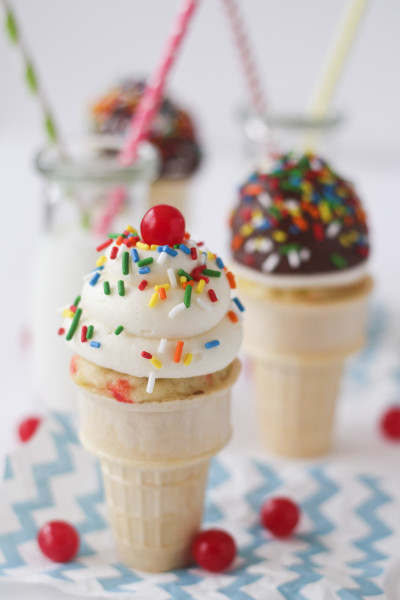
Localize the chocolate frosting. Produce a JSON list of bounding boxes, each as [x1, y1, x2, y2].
[[91, 79, 202, 179], [230, 153, 370, 276]]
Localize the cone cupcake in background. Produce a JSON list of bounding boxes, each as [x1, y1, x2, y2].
[[91, 79, 202, 211], [61, 205, 242, 572], [230, 153, 372, 458]]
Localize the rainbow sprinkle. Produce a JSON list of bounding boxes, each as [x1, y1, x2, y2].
[[89, 272, 101, 286], [122, 252, 130, 275], [60, 220, 242, 397], [205, 340, 220, 349], [231, 153, 369, 275], [131, 248, 139, 263]]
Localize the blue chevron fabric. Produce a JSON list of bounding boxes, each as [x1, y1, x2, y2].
[[0, 304, 398, 598], [0, 411, 397, 599]]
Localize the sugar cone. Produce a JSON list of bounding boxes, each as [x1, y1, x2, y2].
[[238, 273, 373, 457], [252, 352, 344, 457], [76, 359, 240, 572], [149, 178, 188, 212]]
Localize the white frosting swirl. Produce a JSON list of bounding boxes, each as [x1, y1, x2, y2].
[[65, 237, 243, 379]]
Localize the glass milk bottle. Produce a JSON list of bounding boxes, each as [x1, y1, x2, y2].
[[238, 107, 345, 168], [33, 135, 158, 411]]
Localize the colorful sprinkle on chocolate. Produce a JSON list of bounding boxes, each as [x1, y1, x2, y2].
[[231, 153, 369, 276]]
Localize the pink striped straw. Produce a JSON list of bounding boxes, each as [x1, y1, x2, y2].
[[119, 0, 200, 167], [95, 0, 200, 235], [220, 0, 266, 117]]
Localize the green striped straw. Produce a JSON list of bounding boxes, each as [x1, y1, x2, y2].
[[1, 0, 61, 147]]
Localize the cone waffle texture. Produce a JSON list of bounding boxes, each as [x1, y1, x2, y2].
[[239, 275, 373, 457], [77, 359, 240, 572]]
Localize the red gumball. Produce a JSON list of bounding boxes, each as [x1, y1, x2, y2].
[[192, 529, 236, 572], [18, 417, 42, 443], [140, 205, 185, 246], [38, 521, 79, 562], [261, 497, 300, 538], [380, 407, 400, 440]]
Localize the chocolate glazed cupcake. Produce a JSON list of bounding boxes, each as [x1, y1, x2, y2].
[[230, 153, 373, 458], [91, 79, 202, 211]]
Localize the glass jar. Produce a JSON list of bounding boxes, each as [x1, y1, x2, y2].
[[238, 108, 345, 167], [32, 135, 158, 412]]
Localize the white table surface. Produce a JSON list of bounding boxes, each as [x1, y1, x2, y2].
[[1, 132, 399, 599]]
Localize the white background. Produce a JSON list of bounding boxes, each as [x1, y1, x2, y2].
[[0, 2, 399, 598]]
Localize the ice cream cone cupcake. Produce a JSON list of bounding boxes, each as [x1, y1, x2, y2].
[[61, 205, 242, 571], [91, 79, 202, 212], [230, 153, 372, 458]]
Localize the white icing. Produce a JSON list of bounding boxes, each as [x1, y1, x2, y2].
[[66, 239, 242, 378], [233, 260, 369, 290]]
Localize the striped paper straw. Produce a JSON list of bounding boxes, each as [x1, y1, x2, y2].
[[308, 0, 370, 119], [119, 0, 200, 167], [1, 0, 61, 146], [220, 0, 266, 117], [95, 0, 200, 234]]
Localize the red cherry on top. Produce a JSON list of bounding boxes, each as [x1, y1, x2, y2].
[[38, 521, 79, 562], [261, 497, 300, 538], [380, 407, 400, 440], [18, 417, 42, 443], [140, 204, 185, 247], [192, 529, 236, 572]]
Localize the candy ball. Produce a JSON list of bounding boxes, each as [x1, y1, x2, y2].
[[261, 497, 300, 538], [380, 407, 400, 440], [38, 521, 79, 562], [18, 417, 42, 443], [192, 529, 236, 572], [140, 205, 185, 246]]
